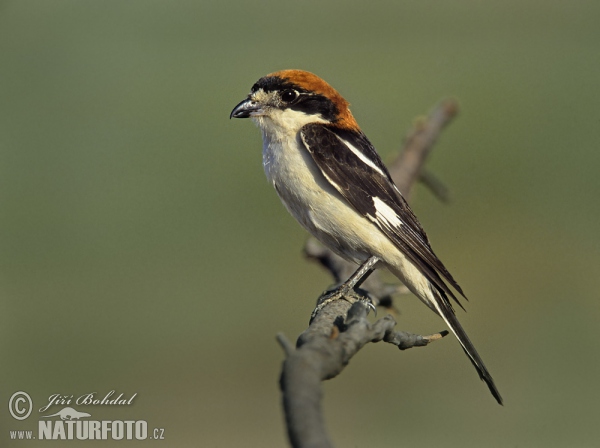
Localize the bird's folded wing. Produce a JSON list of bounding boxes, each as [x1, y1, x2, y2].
[[300, 123, 466, 308]]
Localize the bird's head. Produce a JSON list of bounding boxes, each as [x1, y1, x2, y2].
[[230, 70, 358, 136]]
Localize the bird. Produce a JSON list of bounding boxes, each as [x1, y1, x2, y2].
[[230, 69, 502, 405]]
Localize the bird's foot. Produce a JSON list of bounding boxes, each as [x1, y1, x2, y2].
[[310, 285, 376, 322]]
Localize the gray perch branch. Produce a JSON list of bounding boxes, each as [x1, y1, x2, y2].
[[277, 99, 459, 448]]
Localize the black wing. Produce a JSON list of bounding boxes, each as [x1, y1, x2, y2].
[[300, 123, 465, 308], [301, 123, 504, 404]]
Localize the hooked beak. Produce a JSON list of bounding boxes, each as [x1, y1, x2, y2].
[[230, 97, 264, 119]]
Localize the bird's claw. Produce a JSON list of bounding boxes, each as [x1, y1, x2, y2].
[[310, 286, 376, 322]]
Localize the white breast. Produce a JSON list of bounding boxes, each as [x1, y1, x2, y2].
[[257, 117, 394, 265]]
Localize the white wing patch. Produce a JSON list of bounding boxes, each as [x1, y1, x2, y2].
[[373, 197, 403, 229], [336, 135, 387, 177]]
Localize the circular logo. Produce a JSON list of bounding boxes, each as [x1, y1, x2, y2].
[[9, 391, 32, 420]]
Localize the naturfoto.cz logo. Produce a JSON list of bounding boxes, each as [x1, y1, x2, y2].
[[7, 390, 166, 442]]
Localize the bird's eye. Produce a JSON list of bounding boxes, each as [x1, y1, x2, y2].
[[281, 89, 299, 103]]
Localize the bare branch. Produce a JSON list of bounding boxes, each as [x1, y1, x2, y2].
[[389, 98, 458, 199], [279, 303, 447, 448], [280, 100, 460, 448], [419, 169, 451, 203]]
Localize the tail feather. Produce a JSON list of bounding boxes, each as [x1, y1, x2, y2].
[[428, 284, 503, 405]]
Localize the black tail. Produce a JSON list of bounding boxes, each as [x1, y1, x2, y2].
[[429, 285, 503, 405]]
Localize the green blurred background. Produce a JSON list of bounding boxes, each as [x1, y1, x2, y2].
[[1, 1, 599, 447]]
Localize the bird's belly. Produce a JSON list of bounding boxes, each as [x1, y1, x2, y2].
[[263, 136, 394, 264]]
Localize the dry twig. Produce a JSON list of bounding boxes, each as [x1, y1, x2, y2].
[[278, 99, 459, 448]]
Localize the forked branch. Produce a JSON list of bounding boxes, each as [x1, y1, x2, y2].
[[278, 99, 459, 448]]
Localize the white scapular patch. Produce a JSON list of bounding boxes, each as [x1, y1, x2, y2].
[[336, 136, 386, 177], [373, 197, 403, 228]]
